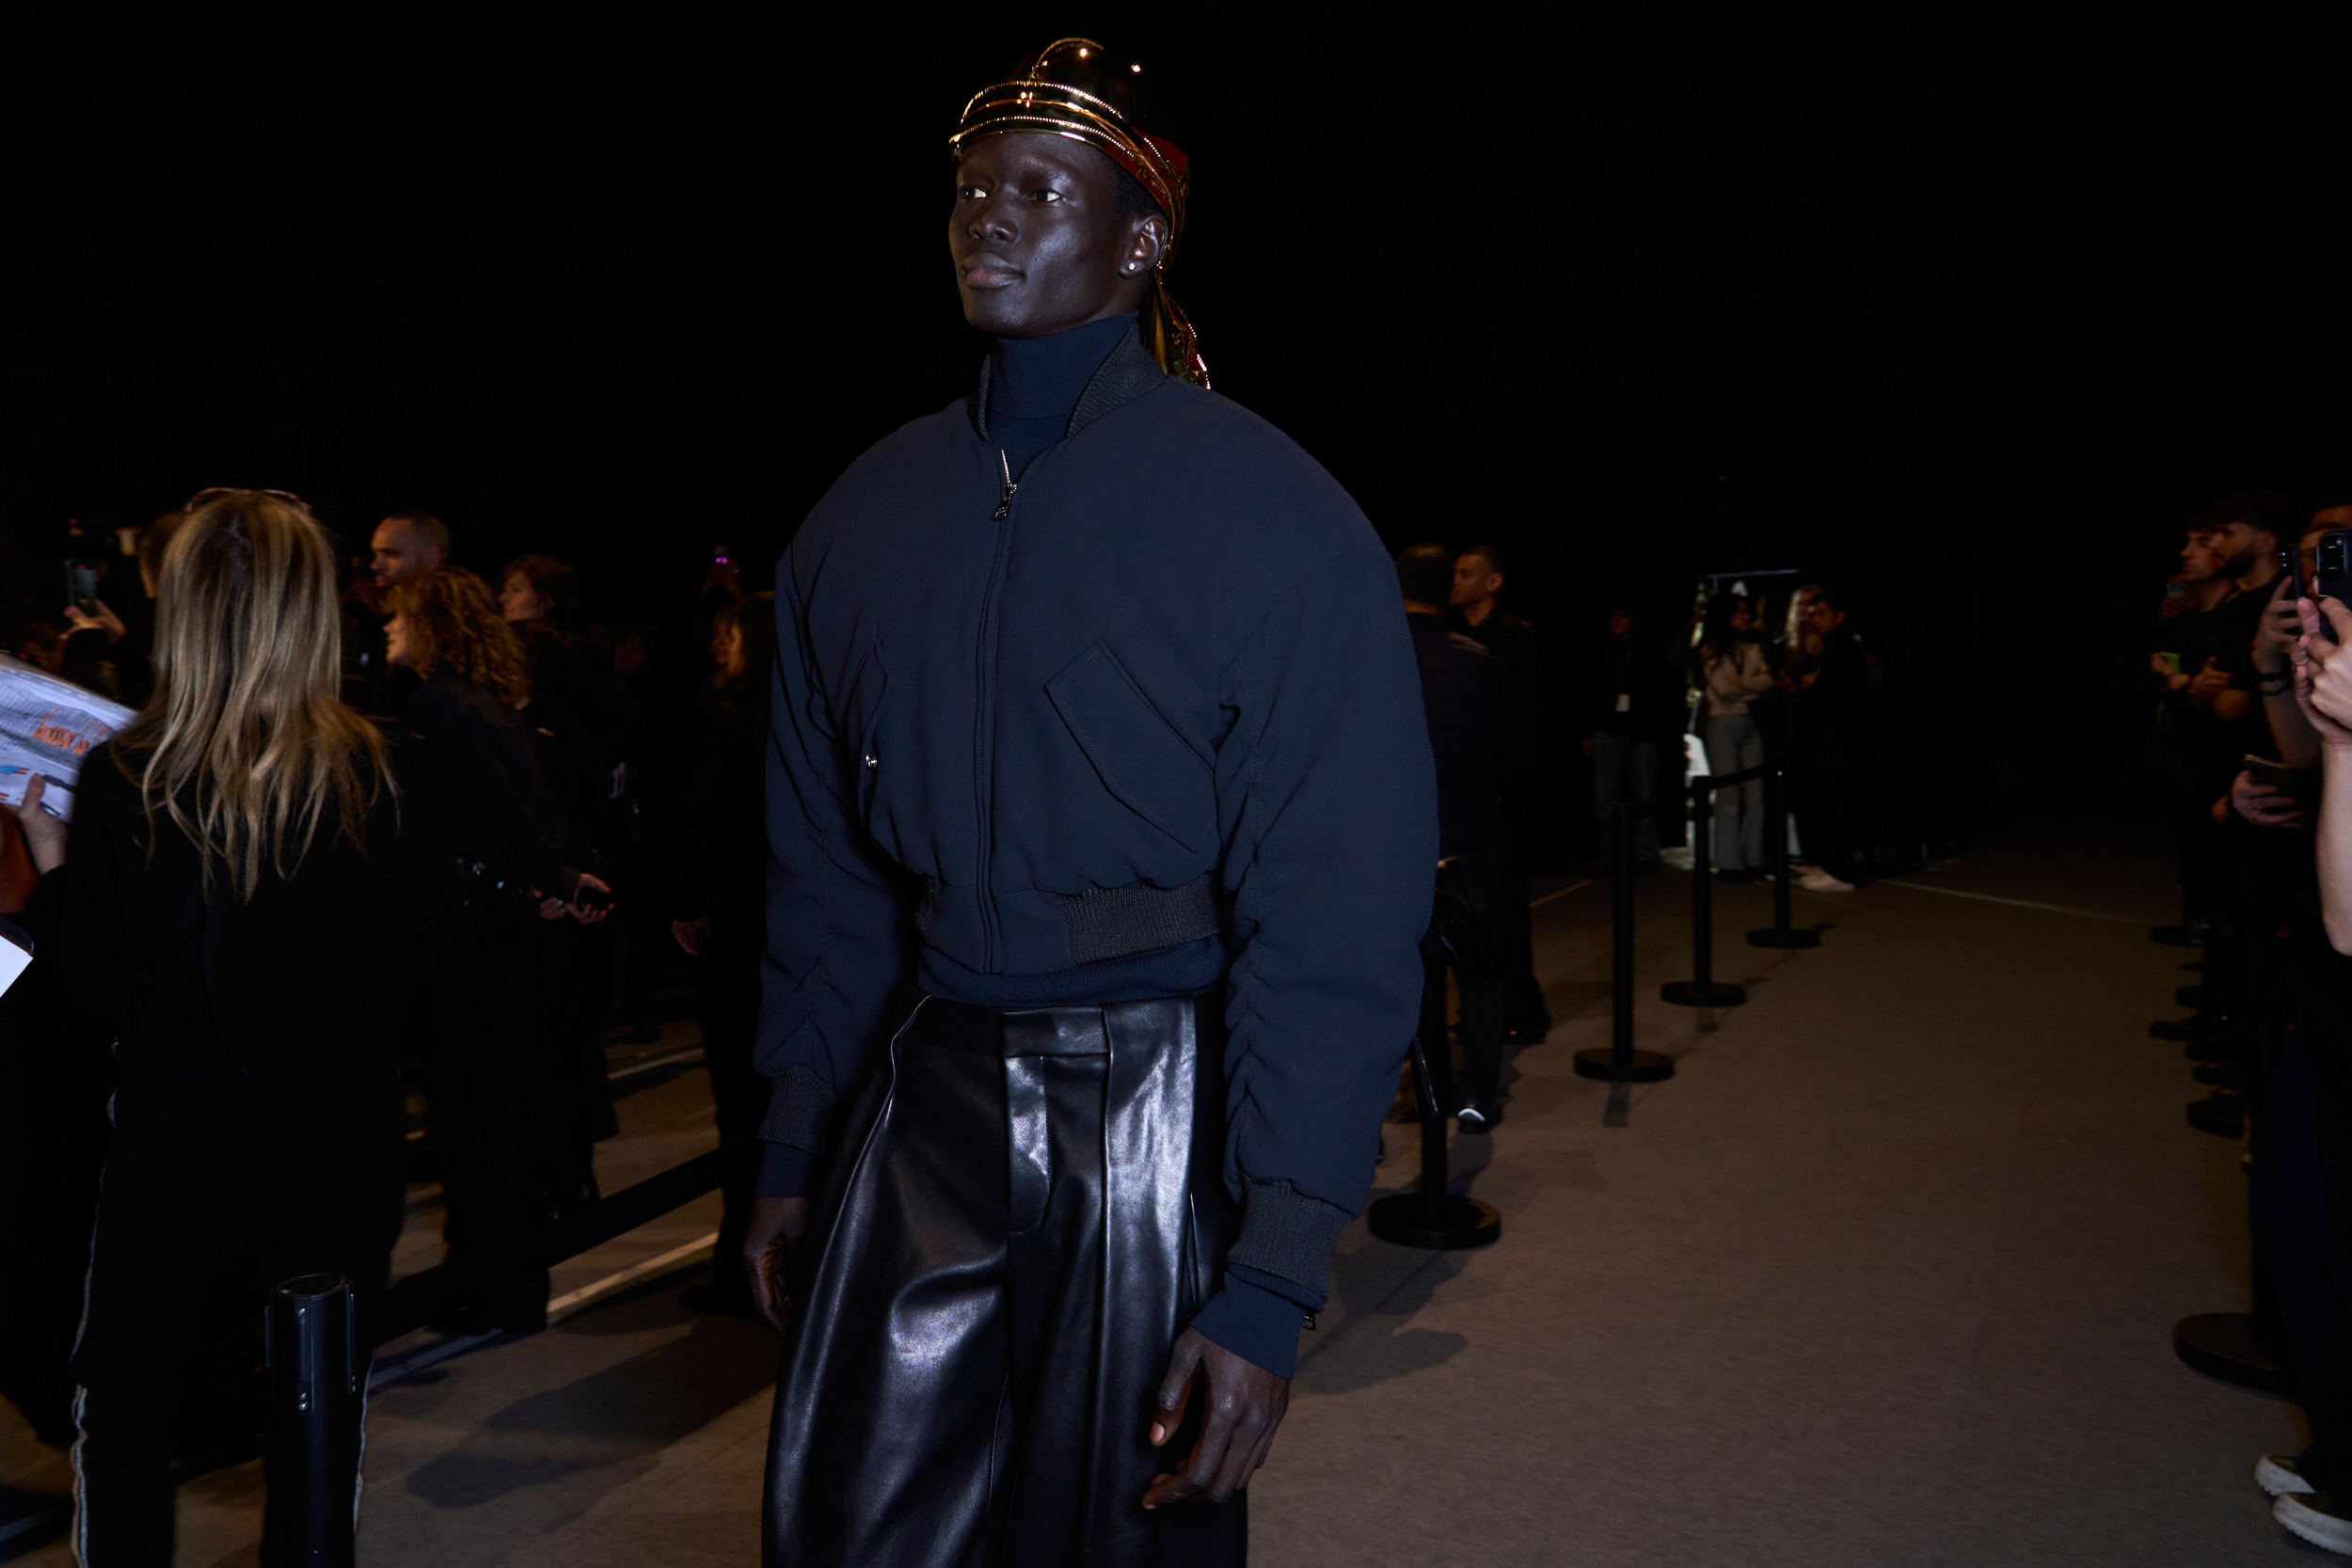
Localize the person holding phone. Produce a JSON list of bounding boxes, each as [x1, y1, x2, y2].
[[6, 489, 461, 1560]]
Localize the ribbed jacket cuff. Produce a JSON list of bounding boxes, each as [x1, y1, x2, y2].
[[1225, 1174, 1354, 1300], [1187, 1273, 1313, 1379], [757, 1066, 840, 1153], [753, 1141, 816, 1198]]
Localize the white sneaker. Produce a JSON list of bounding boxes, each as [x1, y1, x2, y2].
[[2276, 1491, 2352, 1555], [1798, 868, 1855, 894], [2259, 1453, 2316, 1497]]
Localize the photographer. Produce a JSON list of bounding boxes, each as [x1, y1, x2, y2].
[[6, 490, 458, 1560]]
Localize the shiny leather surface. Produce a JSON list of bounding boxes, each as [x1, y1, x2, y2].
[[766, 993, 1244, 1566]]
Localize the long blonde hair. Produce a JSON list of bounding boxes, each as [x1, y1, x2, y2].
[[117, 489, 390, 900]]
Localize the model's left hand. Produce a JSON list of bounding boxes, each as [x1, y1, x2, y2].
[[1141, 1327, 1290, 1509]]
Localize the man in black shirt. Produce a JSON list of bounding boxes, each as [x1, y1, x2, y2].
[[1450, 545, 1550, 1041], [1406, 545, 1507, 1128], [1585, 603, 1682, 871]]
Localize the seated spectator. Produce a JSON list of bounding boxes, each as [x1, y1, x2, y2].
[[5, 488, 458, 1558]]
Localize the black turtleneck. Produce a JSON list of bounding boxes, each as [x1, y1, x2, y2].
[[987, 311, 1137, 480]]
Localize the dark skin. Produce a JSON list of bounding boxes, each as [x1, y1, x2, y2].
[[742, 131, 1290, 1513]]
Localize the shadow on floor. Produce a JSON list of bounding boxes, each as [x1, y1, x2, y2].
[[403, 1301, 773, 1510]]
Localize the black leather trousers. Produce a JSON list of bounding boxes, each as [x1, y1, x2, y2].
[[765, 993, 1247, 1567]]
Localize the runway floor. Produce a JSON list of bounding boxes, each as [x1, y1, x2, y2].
[[0, 805, 2320, 1564]]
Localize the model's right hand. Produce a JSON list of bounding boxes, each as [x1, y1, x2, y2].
[[744, 1194, 810, 1335]]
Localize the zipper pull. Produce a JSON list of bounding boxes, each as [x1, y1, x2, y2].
[[993, 450, 1017, 521]]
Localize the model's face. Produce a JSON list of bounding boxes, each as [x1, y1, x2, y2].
[[371, 521, 439, 588], [950, 133, 1166, 339], [1451, 555, 1502, 607], [500, 574, 548, 624], [2180, 531, 2223, 580]]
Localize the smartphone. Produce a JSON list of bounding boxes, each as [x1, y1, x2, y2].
[[63, 560, 99, 614], [573, 881, 615, 913], [2244, 754, 2318, 810], [2318, 529, 2349, 643], [2153, 650, 2183, 677], [2280, 545, 2308, 607]]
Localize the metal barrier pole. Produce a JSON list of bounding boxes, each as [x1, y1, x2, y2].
[[1663, 775, 1748, 1010], [264, 1275, 360, 1568], [1369, 947, 1501, 1249], [1747, 764, 1820, 950], [1576, 802, 1674, 1084]]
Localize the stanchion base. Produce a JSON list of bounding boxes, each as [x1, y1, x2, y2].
[[1367, 1192, 1501, 1250], [1661, 981, 1747, 1007], [1746, 927, 1821, 949], [1572, 1048, 1675, 1083], [2172, 1312, 2292, 1394]]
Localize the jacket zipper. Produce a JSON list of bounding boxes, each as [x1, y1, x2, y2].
[[972, 449, 1020, 969]]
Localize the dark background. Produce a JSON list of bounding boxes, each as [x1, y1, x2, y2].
[[8, 13, 2347, 856]]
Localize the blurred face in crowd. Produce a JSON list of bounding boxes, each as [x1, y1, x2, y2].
[[2208, 515, 2278, 580], [1800, 591, 1846, 635], [1729, 599, 1754, 632], [1451, 553, 1503, 612], [1608, 608, 1634, 641], [712, 619, 746, 683], [371, 519, 443, 588], [500, 573, 550, 623], [2179, 530, 2224, 582], [384, 614, 412, 668]]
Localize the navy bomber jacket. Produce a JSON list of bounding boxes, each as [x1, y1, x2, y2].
[[755, 325, 1437, 1374]]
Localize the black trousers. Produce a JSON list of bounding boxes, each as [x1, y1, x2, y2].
[[415, 927, 555, 1321], [766, 994, 1246, 1567], [71, 1067, 405, 1565], [2254, 1037, 2352, 1492], [1448, 848, 1508, 1104], [695, 927, 767, 1299]]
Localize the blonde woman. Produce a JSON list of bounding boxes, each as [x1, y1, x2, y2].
[[6, 489, 456, 1560]]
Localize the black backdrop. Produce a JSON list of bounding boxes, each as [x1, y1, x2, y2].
[[9, 13, 2347, 852]]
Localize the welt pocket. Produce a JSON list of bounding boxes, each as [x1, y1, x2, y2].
[[1046, 641, 1214, 850]]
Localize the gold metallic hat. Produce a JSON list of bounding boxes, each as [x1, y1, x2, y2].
[[950, 38, 1208, 388]]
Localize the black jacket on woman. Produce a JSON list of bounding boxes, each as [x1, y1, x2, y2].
[[405, 671, 575, 900], [19, 733, 457, 1072]]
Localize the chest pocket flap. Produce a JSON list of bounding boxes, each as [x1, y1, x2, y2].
[[1046, 641, 1214, 851]]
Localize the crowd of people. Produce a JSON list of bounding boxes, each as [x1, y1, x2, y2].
[[2140, 490, 2352, 1553], [0, 492, 776, 1552]]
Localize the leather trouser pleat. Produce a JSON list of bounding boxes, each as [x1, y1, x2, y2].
[[764, 994, 1247, 1568]]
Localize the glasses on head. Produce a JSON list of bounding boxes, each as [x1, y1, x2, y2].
[[183, 486, 310, 514]]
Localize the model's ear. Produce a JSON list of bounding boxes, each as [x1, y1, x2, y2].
[[1120, 214, 1169, 277]]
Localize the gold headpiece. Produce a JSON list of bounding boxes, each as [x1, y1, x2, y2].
[[950, 38, 1207, 387]]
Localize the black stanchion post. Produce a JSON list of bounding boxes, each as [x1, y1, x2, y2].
[[1747, 764, 1820, 950], [1662, 774, 1747, 1010], [265, 1274, 361, 1568], [1369, 944, 1501, 1249], [1576, 802, 1675, 1084]]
